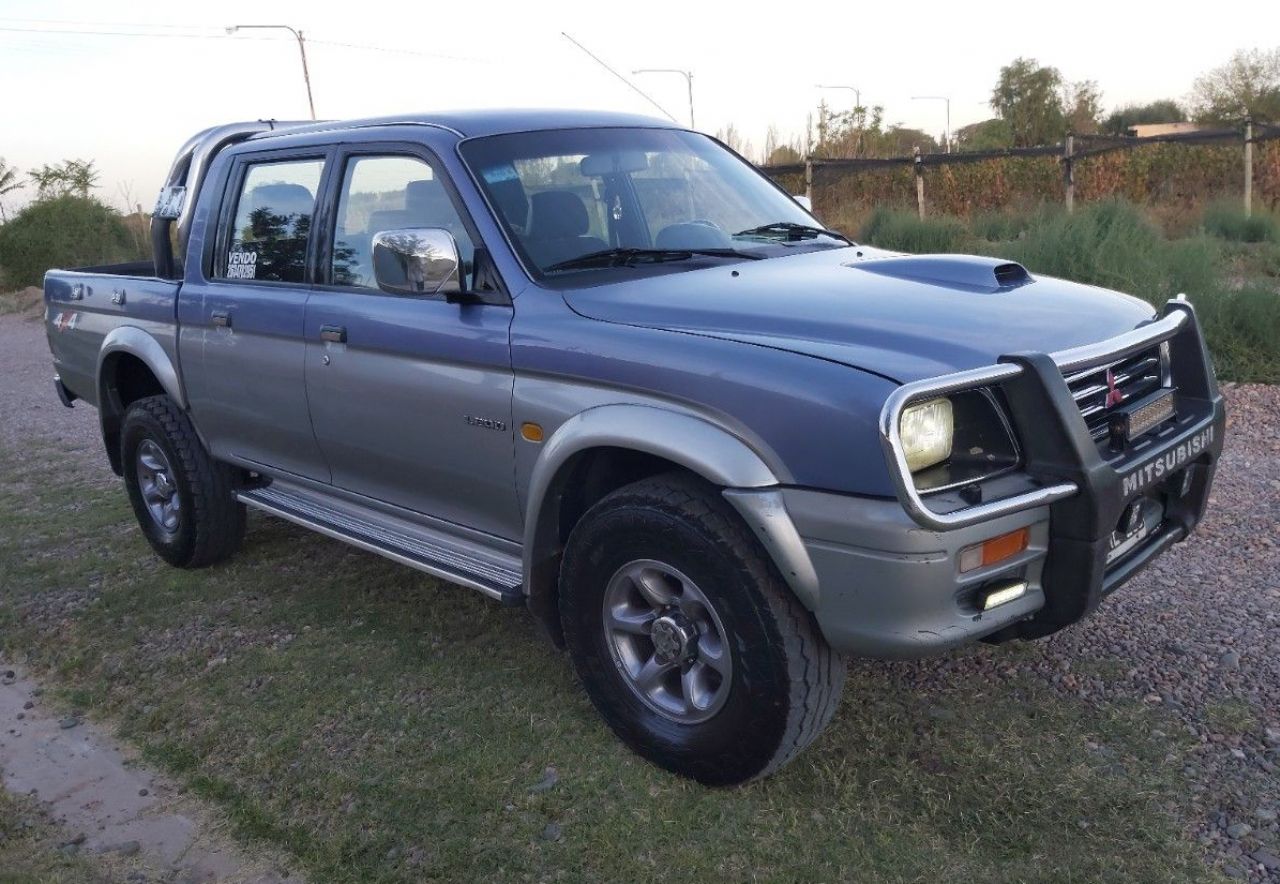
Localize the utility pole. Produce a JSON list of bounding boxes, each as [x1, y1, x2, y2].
[[633, 69, 695, 128], [227, 24, 316, 120], [1064, 132, 1075, 214], [911, 95, 951, 153], [1244, 117, 1254, 218]]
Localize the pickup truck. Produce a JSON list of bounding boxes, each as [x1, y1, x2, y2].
[[44, 111, 1225, 785]]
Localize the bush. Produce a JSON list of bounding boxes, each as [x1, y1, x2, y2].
[[858, 208, 969, 253], [1201, 200, 1280, 243], [1193, 284, 1280, 383], [0, 196, 143, 289], [969, 205, 1058, 243], [989, 200, 1219, 306]]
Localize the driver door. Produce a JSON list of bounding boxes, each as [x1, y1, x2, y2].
[[303, 147, 521, 541]]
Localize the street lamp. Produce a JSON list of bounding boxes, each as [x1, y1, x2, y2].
[[227, 24, 316, 120], [815, 84, 861, 107], [632, 68, 695, 128], [911, 95, 951, 153]]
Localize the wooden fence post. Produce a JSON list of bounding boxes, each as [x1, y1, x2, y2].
[[914, 148, 925, 219], [1064, 133, 1075, 214], [1244, 118, 1253, 219]]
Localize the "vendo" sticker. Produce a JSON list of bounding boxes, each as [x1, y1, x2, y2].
[[226, 250, 258, 279]]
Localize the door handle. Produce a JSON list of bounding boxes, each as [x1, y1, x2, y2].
[[320, 324, 347, 343], [211, 310, 232, 328]]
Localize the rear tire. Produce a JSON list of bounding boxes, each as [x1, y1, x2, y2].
[[120, 395, 245, 568], [559, 473, 845, 785]]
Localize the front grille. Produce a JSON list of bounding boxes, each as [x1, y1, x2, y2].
[[1063, 344, 1165, 441]]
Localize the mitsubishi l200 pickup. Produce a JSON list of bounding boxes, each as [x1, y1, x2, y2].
[[43, 111, 1225, 784]]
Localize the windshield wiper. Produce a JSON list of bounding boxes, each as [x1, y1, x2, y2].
[[734, 222, 852, 244], [545, 247, 761, 273]]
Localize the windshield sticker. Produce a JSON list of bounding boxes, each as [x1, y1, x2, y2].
[[226, 250, 258, 279], [482, 165, 519, 184]]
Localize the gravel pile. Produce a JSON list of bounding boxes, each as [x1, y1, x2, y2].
[[2, 311, 1276, 879]]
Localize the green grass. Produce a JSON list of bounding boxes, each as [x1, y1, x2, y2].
[[1203, 700, 1259, 736], [857, 200, 1280, 383], [0, 446, 1221, 883]]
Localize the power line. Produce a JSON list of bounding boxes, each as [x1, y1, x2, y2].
[[560, 32, 677, 123], [0, 24, 489, 62]]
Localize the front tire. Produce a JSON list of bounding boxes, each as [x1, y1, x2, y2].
[[559, 473, 845, 785], [120, 395, 245, 568]]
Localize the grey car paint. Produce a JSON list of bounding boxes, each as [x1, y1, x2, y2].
[[177, 149, 332, 482], [41, 111, 1225, 660]]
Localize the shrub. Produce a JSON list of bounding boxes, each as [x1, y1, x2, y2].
[[1193, 284, 1280, 383], [858, 208, 970, 253], [1201, 200, 1280, 243], [989, 200, 1219, 306], [0, 196, 142, 289]]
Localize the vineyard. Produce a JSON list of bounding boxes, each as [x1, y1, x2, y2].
[[763, 126, 1280, 234]]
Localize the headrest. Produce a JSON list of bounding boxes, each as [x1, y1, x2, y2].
[[247, 183, 314, 218], [367, 209, 413, 235], [406, 178, 450, 215], [528, 190, 589, 239]]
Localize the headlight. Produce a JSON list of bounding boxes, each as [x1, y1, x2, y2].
[[900, 397, 953, 472]]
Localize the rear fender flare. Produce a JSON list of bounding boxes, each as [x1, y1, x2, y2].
[[96, 327, 187, 473]]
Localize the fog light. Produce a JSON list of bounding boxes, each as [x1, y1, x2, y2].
[[958, 527, 1029, 573], [980, 580, 1028, 611]]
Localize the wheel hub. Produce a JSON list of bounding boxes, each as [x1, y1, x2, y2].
[[650, 613, 697, 664], [135, 439, 181, 534], [601, 559, 733, 724]]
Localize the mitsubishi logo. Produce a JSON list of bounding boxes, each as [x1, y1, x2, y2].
[[1105, 368, 1126, 408]]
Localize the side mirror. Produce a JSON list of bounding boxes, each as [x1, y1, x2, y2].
[[371, 228, 462, 297], [792, 194, 813, 212]]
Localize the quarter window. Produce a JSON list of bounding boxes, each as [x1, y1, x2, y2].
[[222, 159, 323, 284], [331, 155, 475, 291]]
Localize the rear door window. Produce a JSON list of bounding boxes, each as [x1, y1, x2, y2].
[[220, 158, 324, 284]]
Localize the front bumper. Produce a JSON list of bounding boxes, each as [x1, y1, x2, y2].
[[790, 300, 1226, 658]]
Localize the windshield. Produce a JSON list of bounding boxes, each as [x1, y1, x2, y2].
[[459, 128, 847, 283]]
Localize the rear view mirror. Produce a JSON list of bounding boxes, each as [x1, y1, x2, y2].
[[579, 151, 649, 176], [792, 194, 812, 212], [372, 228, 462, 297]]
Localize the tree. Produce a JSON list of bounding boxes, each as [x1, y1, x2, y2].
[[991, 58, 1067, 147], [1064, 80, 1103, 135], [28, 159, 100, 201], [765, 145, 803, 165], [953, 118, 1013, 152], [1102, 100, 1187, 135], [0, 157, 24, 222], [1190, 48, 1280, 123]]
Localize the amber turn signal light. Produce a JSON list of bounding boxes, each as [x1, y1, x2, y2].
[[958, 527, 1029, 574], [520, 422, 544, 443]]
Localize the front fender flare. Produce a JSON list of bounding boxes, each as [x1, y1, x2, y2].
[[522, 405, 821, 633]]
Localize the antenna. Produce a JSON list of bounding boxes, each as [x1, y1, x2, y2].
[[560, 32, 678, 123]]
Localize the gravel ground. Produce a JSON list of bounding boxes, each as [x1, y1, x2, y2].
[[2, 307, 1278, 880]]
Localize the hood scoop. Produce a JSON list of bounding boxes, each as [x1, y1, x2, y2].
[[847, 254, 1032, 292]]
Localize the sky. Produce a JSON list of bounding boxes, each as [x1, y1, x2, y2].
[[0, 0, 1267, 213]]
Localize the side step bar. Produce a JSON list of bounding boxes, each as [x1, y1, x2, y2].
[[238, 483, 525, 606]]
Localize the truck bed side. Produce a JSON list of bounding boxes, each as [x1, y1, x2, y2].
[[44, 266, 182, 408]]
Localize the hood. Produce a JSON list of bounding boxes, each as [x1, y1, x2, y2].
[[562, 247, 1157, 383]]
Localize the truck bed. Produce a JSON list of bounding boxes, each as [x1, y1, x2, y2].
[[44, 267, 182, 407]]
